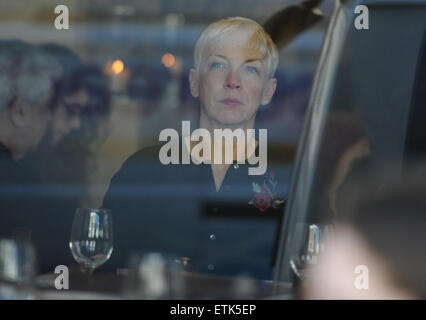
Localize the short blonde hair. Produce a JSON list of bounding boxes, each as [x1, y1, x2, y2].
[[194, 17, 279, 78]]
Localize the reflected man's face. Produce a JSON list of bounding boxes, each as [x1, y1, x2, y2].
[[50, 88, 88, 146], [190, 29, 277, 127]]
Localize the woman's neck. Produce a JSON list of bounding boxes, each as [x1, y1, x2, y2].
[[188, 112, 258, 164], [188, 112, 259, 191]]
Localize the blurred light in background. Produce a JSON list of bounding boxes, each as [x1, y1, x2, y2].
[[161, 53, 175, 68], [111, 59, 124, 75]]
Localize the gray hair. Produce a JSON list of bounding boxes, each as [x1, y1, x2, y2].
[[0, 40, 62, 111]]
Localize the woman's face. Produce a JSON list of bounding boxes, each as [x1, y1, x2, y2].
[[189, 29, 276, 127], [50, 87, 88, 146]]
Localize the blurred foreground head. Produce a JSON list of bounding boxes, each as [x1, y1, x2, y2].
[[0, 40, 61, 159], [304, 162, 426, 299]]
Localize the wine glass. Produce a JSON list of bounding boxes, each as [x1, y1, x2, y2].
[[0, 239, 37, 299], [124, 252, 188, 299], [69, 208, 113, 275]]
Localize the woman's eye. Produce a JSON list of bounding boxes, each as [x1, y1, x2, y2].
[[211, 62, 224, 70], [246, 66, 259, 74]]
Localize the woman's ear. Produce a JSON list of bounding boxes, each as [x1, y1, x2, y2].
[[8, 97, 32, 128], [189, 68, 200, 98], [261, 77, 277, 106]]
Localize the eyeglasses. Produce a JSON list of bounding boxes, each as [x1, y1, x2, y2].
[[57, 96, 86, 117]]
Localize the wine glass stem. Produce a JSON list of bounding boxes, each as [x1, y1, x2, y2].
[[87, 267, 95, 275], [84, 267, 96, 291], [81, 265, 95, 275]]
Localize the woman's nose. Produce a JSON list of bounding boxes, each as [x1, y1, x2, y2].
[[224, 70, 241, 89]]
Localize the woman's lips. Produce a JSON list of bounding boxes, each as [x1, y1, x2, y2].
[[220, 98, 243, 107]]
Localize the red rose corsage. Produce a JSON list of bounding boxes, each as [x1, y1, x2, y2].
[[248, 170, 285, 212]]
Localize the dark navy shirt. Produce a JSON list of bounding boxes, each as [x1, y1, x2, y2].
[[101, 142, 290, 280]]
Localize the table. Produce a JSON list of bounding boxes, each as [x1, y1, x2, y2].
[[32, 270, 295, 300]]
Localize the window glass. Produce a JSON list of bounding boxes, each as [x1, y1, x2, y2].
[[276, 2, 426, 284], [0, 0, 328, 282]]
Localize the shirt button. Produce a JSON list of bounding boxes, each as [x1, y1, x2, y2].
[[209, 234, 216, 240], [233, 163, 239, 169], [207, 264, 215, 271]]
